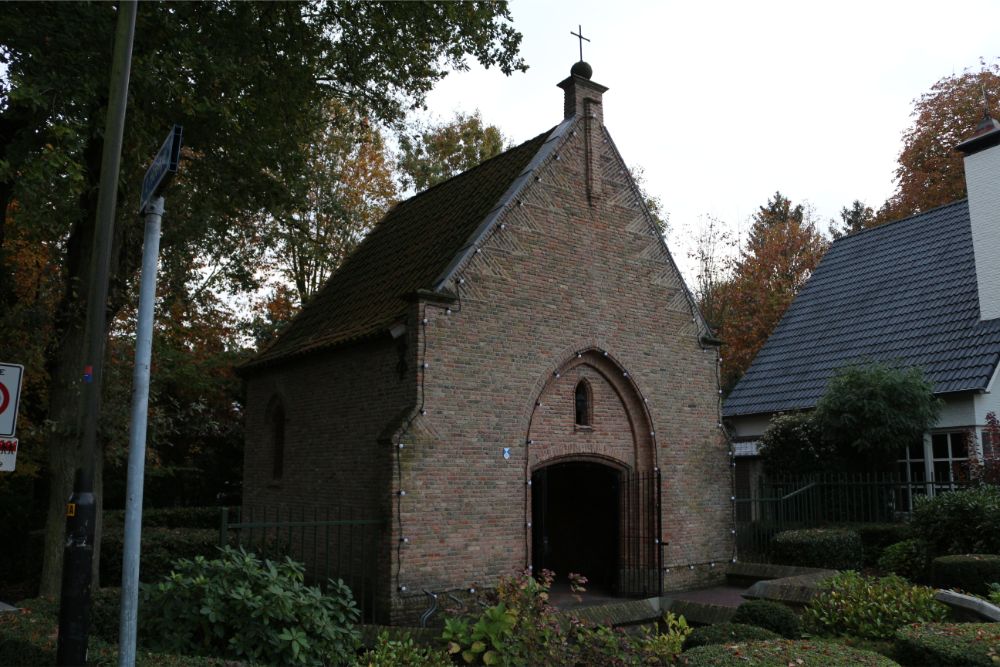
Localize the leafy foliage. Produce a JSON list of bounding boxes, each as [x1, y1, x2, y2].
[[880, 59, 1000, 222], [877, 539, 932, 583], [804, 571, 947, 640], [812, 363, 941, 467], [680, 639, 898, 666], [354, 631, 452, 667], [990, 582, 1000, 605], [931, 554, 1000, 596], [830, 200, 876, 239], [758, 412, 831, 476], [398, 111, 507, 192], [681, 622, 779, 650], [730, 600, 801, 639], [441, 569, 691, 666], [141, 547, 360, 666], [894, 622, 1000, 667], [841, 523, 913, 566], [771, 528, 863, 571], [100, 526, 219, 587], [911, 485, 1000, 556]]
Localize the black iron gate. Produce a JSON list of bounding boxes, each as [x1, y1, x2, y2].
[[620, 468, 662, 597]]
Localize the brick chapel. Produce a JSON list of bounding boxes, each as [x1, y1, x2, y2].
[[240, 61, 732, 624]]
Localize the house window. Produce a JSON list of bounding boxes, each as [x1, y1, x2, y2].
[[267, 398, 286, 480], [575, 380, 592, 427], [895, 431, 971, 510]]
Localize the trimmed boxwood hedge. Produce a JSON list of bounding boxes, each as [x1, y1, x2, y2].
[[843, 523, 912, 565], [895, 623, 1000, 666], [771, 528, 863, 570], [731, 600, 801, 639], [682, 623, 779, 650], [930, 554, 1000, 595], [100, 527, 219, 586], [678, 639, 899, 666], [0, 596, 243, 666], [104, 506, 226, 530], [877, 539, 931, 582]]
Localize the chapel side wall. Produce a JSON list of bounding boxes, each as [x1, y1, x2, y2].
[[390, 124, 729, 619], [242, 335, 412, 619]]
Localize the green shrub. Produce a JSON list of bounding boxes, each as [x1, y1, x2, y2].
[[894, 623, 1000, 666], [771, 528, 862, 570], [730, 600, 801, 639], [804, 571, 947, 640], [141, 547, 360, 667], [877, 539, 931, 582], [848, 523, 912, 565], [100, 526, 219, 585], [759, 412, 832, 475], [679, 639, 899, 666], [911, 486, 1000, 556], [682, 623, 779, 650], [930, 554, 1000, 595], [355, 631, 451, 667], [989, 582, 1000, 605], [0, 596, 240, 666]]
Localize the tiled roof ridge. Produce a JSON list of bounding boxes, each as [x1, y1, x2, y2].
[[833, 198, 968, 243]]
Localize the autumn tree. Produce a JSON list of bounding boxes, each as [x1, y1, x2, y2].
[[718, 192, 827, 391], [690, 215, 736, 333], [397, 110, 507, 191], [880, 60, 1000, 221], [0, 1, 525, 596], [273, 105, 398, 304]]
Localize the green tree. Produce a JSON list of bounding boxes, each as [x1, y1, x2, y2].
[[397, 110, 507, 192], [758, 412, 835, 477], [812, 362, 942, 468], [879, 60, 1000, 222], [0, 1, 525, 596], [830, 200, 875, 239]]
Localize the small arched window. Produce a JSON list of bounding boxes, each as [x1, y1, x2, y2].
[[267, 398, 286, 480], [575, 380, 592, 427]]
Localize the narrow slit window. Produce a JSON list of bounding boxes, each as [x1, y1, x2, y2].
[[575, 380, 592, 426]]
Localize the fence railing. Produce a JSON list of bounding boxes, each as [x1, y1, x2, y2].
[[219, 504, 386, 623], [735, 472, 979, 561]]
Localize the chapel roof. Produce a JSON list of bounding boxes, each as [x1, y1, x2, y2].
[[723, 199, 1000, 418], [242, 126, 558, 371]]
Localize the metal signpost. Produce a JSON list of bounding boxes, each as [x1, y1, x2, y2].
[[118, 125, 181, 667], [0, 362, 24, 472]]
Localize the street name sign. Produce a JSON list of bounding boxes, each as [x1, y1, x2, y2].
[[139, 124, 182, 213], [0, 362, 24, 437]]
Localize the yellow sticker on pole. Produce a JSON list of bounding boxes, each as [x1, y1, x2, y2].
[[66, 502, 76, 517]]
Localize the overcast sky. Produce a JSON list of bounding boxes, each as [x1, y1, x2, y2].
[[421, 0, 1000, 278]]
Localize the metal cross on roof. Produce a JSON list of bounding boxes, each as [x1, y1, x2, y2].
[[570, 25, 590, 62]]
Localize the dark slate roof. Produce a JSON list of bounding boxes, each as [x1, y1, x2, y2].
[[243, 126, 557, 371], [724, 199, 1000, 417]]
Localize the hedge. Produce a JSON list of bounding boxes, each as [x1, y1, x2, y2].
[[839, 523, 912, 565], [100, 527, 219, 586], [877, 539, 931, 582], [894, 623, 1000, 666], [682, 623, 779, 650], [911, 486, 1000, 556], [678, 640, 899, 666], [0, 596, 244, 666], [771, 528, 863, 570], [731, 600, 801, 639], [930, 554, 1000, 595], [104, 506, 226, 530]]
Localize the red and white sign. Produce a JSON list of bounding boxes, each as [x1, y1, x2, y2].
[[0, 362, 24, 438], [0, 437, 17, 472]]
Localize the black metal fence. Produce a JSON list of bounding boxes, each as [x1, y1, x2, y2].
[[219, 504, 386, 622], [735, 472, 978, 561]]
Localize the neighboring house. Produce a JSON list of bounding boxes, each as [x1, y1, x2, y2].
[[724, 113, 1000, 500], [239, 62, 729, 624]]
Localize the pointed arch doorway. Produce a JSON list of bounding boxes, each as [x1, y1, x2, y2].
[[531, 460, 621, 591]]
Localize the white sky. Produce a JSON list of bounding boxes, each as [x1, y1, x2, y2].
[[421, 0, 1000, 279]]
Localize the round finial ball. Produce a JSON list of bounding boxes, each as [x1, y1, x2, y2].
[[571, 61, 592, 79]]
